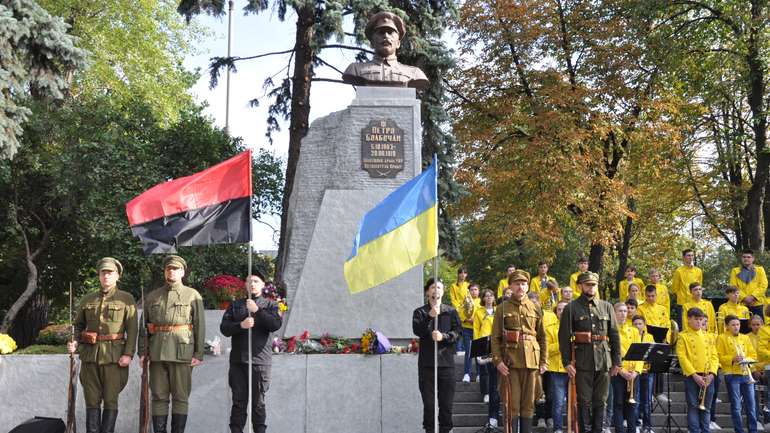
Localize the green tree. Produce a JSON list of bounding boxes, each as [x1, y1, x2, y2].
[[37, 0, 204, 123], [0, 0, 87, 158]]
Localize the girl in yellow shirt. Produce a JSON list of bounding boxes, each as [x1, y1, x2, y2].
[[473, 289, 500, 427]]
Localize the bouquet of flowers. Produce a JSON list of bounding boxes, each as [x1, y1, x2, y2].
[[203, 275, 244, 309], [318, 333, 350, 353], [262, 281, 289, 314], [0, 333, 17, 354], [360, 328, 392, 354]]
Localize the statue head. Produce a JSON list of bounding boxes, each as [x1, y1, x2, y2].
[[365, 12, 406, 58]]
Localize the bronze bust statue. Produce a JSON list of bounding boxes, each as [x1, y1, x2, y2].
[[342, 12, 430, 90]]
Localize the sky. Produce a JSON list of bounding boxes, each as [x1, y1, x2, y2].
[[182, 6, 358, 251]]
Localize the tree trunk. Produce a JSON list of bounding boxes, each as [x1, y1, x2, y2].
[[741, 0, 768, 251], [9, 293, 49, 348], [0, 245, 41, 334], [615, 199, 635, 296], [274, 4, 315, 284]]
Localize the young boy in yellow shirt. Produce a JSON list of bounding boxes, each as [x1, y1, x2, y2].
[[716, 314, 758, 433], [676, 307, 718, 433]]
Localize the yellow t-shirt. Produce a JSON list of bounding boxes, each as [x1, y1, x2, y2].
[[618, 277, 645, 303], [545, 311, 565, 373], [497, 278, 509, 299], [683, 298, 716, 333], [672, 265, 703, 306], [472, 304, 495, 340], [449, 281, 470, 311], [729, 265, 769, 306]]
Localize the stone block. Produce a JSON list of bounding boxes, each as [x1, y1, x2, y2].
[[381, 354, 420, 433]]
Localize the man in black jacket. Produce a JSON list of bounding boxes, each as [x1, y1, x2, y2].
[[220, 270, 283, 433], [413, 278, 462, 433]]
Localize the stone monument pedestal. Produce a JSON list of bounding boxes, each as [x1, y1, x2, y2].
[[282, 87, 423, 339]]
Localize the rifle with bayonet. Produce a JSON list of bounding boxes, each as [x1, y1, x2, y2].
[[65, 282, 79, 433], [139, 283, 151, 433]]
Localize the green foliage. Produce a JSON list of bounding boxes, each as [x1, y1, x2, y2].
[[13, 344, 68, 354], [38, 0, 204, 124], [0, 0, 87, 158], [0, 96, 283, 326]]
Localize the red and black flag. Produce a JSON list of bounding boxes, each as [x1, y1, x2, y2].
[[126, 150, 252, 254]]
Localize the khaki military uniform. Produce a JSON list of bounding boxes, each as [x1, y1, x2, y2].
[[558, 294, 621, 433], [490, 296, 547, 418], [138, 281, 205, 416], [74, 287, 138, 409]]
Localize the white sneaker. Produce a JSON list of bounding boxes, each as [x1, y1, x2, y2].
[[489, 418, 498, 427], [483, 394, 489, 403], [547, 418, 553, 428], [477, 374, 481, 382], [757, 424, 765, 431], [709, 421, 721, 430], [764, 423, 770, 431], [537, 419, 547, 428], [603, 428, 612, 433], [656, 393, 669, 404], [462, 374, 470, 383], [554, 430, 563, 433], [715, 397, 722, 403]]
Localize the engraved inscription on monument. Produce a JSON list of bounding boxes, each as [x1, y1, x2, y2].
[[361, 119, 405, 178]]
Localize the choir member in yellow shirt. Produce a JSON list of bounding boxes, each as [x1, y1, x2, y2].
[[717, 285, 750, 333], [632, 315, 657, 433], [473, 289, 500, 427], [625, 298, 639, 322], [683, 282, 715, 333], [672, 249, 703, 307], [619, 265, 645, 304], [648, 268, 671, 310], [560, 286, 573, 303], [637, 285, 671, 342], [676, 307, 718, 433], [749, 315, 763, 375], [716, 315, 758, 433], [531, 262, 558, 297], [570, 256, 590, 296], [730, 249, 769, 319], [612, 303, 641, 433], [497, 264, 517, 298], [540, 280, 561, 312], [459, 282, 481, 383], [449, 267, 470, 313], [547, 301, 569, 433]]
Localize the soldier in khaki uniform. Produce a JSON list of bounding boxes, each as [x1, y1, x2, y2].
[[491, 270, 548, 433], [138, 255, 205, 433], [67, 257, 138, 433], [558, 272, 621, 433]]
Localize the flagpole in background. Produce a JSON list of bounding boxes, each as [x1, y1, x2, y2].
[[247, 147, 254, 433], [225, 0, 234, 134], [433, 156, 439, 433]]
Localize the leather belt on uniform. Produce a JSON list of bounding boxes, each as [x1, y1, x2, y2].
[[96, 333, 124, 341], [147, 323, 192, 334], [517, 334, 535, 342], [591, 335, 608, 341]]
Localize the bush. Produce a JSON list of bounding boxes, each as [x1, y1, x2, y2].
[[14, 344, 68, 355], [36, 324, 72, 345]]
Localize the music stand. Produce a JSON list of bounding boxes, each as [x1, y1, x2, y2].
[[647, 325, 669, 344], [740, 318, 751, 334]]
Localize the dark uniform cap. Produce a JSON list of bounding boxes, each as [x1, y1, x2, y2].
[[97, 257, 123, 275], [250, 267, 266, 283], [508, 269, 530, 283], [365, 11, 406, 40], [577, 271, 599, 284], [163, 255, 187, 270]]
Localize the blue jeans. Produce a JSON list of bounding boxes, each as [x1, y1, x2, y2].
[[611, 375, 639, 433], [461, 328, 476, 376], [550, 372, 568, 431], [638, 373, 654, 428], [725, 374, 758, 433], [685, 375, 715, 433]]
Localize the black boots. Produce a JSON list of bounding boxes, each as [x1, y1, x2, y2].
[[520, 417, 532, 433], [171, 414, 187, 433], [152, 415, 167, 433], [86, 408, 101, 433], [100, 409, 117, 433]]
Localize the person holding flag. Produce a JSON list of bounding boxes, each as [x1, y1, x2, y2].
[[413, 278, 462, 433], [220, 270, 282, 433]]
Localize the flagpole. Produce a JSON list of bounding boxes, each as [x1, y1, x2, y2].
[[433, 155, 439, 433], [247, 147, 254, 433]]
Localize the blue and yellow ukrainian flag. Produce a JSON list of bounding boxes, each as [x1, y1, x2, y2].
[[344, 157, 439, 294]]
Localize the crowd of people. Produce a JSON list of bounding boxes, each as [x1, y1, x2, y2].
[[413, 248, 770, 433]]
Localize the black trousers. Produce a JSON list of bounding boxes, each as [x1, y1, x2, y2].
[[228, 363, 271, 433], [418, 366, 455, 433]]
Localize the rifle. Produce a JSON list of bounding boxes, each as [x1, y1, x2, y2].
[[139, 283, 151, 433], [567, 342, 579, 433], [65, 282, 79, 433], [500, 301, 511, 433]]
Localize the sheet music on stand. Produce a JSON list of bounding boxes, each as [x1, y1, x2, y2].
[[624, 342, 672, 372]]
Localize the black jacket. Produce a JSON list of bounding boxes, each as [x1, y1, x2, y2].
[[220, 296, 282, 365], [412, 303, 461, 368]]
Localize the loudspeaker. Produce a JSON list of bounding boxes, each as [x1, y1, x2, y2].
[[8, 417, 65, 433]]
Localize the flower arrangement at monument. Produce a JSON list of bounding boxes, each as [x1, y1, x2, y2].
[[203, 274, 244, 309], [262, 281, 288, 314], [0, 333, 17, 354], [270, 329, 413, 355]]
